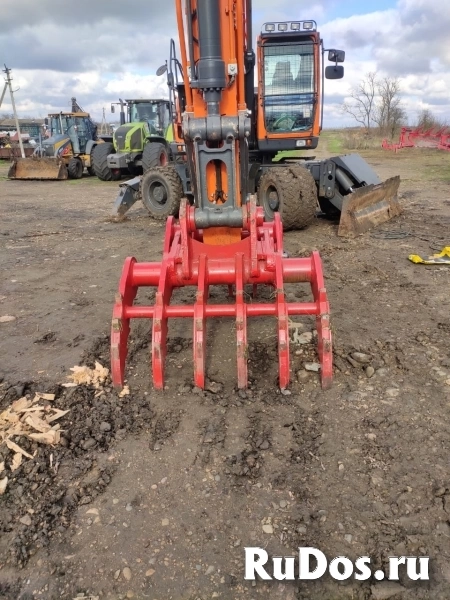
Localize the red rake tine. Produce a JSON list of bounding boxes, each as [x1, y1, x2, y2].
[[193, 253, 208, 388], [235, 252, 248, 389]]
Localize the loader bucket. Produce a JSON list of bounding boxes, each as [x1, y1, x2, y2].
[[338, 175, 401, 237], [111, 196, 333, 392], [8, 157, 68, 180]]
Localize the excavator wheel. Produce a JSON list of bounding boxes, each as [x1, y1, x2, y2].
[[67, 157, 83, 179], [142, 142, 169, 173], [140, 165, 182, 220], [257, 164, 318, 231], [92, 142, 117, 181]]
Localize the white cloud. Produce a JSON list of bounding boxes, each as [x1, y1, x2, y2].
[[0, 0, 449, 129]]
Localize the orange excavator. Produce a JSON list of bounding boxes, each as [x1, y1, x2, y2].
[[110, 1, 398, 391]]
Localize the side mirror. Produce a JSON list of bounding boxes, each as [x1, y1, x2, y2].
[[156, 64, 168, 76], [111, 105, 115, 113], [328, 49, 345, 63], [44, 117, 49, 125], [325, 65, 344, 80]]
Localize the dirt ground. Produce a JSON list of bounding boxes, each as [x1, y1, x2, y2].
[[0, 143, 450, 600]]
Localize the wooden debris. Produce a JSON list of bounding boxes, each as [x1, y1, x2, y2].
[[24, 414, 51, 433], [28, 430, 61, 445], [65, 361, 109, 388], [0, 476, 7, 495], [46, 409, 70, 423], [0, 385, 73, 470], [0, 315, 16, 323], [11, 397, 31, 412], [10, 453, 22, 472], [119, 385, 130, 398], [34, 392, 56, 401], [5, 439, 34, 459]]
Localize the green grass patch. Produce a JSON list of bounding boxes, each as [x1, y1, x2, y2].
[[272, 150, 304, 162], [322, 131, 343, 154]]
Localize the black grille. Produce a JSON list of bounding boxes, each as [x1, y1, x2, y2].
[[263, 43, 314, 134]]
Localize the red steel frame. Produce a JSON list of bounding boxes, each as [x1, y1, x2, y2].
[[382, 126, 450, 153], [111, 196, 332, 391]]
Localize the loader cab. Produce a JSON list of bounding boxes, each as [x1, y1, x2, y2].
[[126, 100, 171, 137], [47, 112, 94, 155]]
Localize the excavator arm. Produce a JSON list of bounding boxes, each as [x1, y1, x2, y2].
[[110, 0, 333, 391], [175, 0, 251, 240]]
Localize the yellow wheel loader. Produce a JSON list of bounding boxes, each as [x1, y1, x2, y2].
[[8, 98, 112, 180]]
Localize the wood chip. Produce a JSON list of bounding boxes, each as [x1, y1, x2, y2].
[[119, 385, 130, 397], [66, 361, 109, 388], [5, 439, 34, 459], [46, 409, 70, 423], [34, 392, 56, 402], [0, 461, 4, 473], [28, 430, 60, 445], [10, 452, 22, 472], [24, 414, 51, 433], [11, 397, 32, 412], [0, 409, 20, 424], [0, 315, 16, 323], [0, 476, 7, 495]]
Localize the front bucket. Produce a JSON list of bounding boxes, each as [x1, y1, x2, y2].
[[338, 175, 401, 237], [8, 157, 68, 180]]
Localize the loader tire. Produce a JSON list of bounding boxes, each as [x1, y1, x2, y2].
[[67, 157, 83, 179], [257, 165, 318, 231], [142, 142, 169, 173], [92, 142, 115, 181], [141, 165, 182, 220]]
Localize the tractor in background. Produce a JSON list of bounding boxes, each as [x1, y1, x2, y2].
[[8, 98, 110, 180], [91, 98, 172, 181]]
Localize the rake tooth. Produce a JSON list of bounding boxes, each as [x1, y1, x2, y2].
[[193, 254, 208, 389], [235, 252, 248, 389], [310, 251, 333, 389], [111, 257, 137, 388], [275, 253, 290, 390], [318, 310, 333, 389], [152, 260, 171, 390]]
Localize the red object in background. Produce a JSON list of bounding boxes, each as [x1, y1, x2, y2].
[[382, 126, 450, 152]]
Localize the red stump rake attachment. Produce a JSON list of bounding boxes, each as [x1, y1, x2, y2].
[[111, 197, 332, 391]]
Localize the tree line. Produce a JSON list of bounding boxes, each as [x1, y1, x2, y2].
[[341, 72, 445, 137]]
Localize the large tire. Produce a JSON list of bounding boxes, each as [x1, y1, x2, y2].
[[257, 165, 318, 231], [142, 142, 169, 173], [92, 142, 116, 181], [87, 147, 96, 176], [140, 165, 182, 220], [67, 157, 83, 179]]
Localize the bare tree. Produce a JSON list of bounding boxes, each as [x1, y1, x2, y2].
[[373, 76, 406, 137], [342, 72, 378, 130], [416, 108, 445, 130]]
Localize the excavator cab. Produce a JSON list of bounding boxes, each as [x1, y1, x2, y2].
[[257, 21, 337, 153]]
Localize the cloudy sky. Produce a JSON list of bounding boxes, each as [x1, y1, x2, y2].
[[0, 0, 449, 127]]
